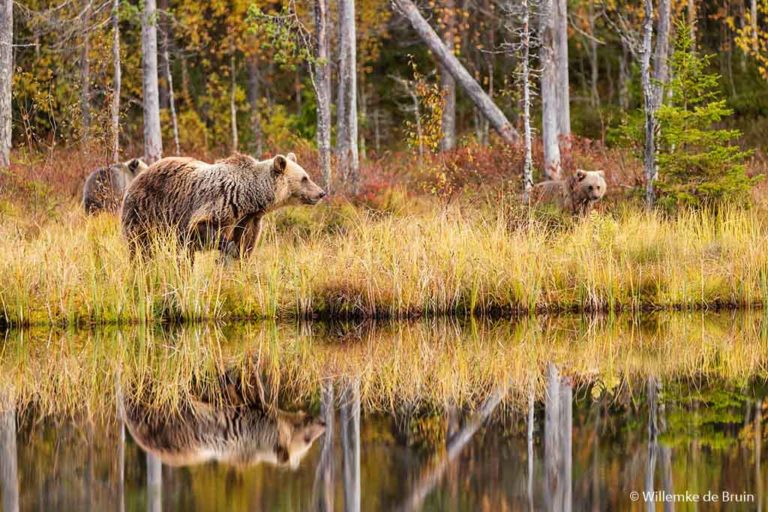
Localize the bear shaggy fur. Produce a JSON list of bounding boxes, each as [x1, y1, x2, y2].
[[82, 158, 148, 214], [123, 372, 326, 469], [121, 152, 326, 259], [530, 169, 607, 215]]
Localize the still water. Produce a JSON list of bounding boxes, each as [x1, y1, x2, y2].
[[0, 315, 766, 511]]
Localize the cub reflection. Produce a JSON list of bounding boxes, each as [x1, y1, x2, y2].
[[123, 376, 326, 469]]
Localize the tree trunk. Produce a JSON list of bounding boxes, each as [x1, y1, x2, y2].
[[157, 0, 169, 110], [80, 1, 91, 137], [111, 0, 121, 163], [654, 0, 672, 90], [645, 377, 660, 512], [641, 0, 656, 208], [588, 2, 600, 108], [312, 382, 335, 512], [439, 0, 457, 152], [751, 0, 758, 53], [315, 0, 332, 191], [142, 0, 163, 163], [0, 0, 11, 168], [539, 0, 562, 179], [555, 0, 570, 139], [619, 40, 629, 111], [163, 32, 179, 155], [340, 381, 361, 512], [0, 407, 17, 512], [544, 364, 572, 512], [246, 55, 263, 157], [338, 0, 359, 192], [527, 391, 535, 511], [230, 54, 239, 153], [394, 0, 520, 144], [147, 453, 162, 512], [521, 0, 534, 199]]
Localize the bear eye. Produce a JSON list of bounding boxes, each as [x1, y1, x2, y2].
[[589, 185, 594, 190], [302, 176, 308, 183]]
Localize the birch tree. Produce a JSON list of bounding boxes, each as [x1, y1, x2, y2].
[[142, 0, 163, 163], [111, 0, 121, 162], [338, 0, 360, 192], [315, 0, 332, 191], [163, 31, 180, 155], [555, 0, 570, 141], [230, 54, 239, 152], [0, 0, 11, 168], [393, 0, 520, 144], [640, 0, 656, 206], [439, 0, 457, 152], [539, 0, 562, 179]]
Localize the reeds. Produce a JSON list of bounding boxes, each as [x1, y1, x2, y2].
[[1, 313, 766, 419], [1, 204, 768, 326]]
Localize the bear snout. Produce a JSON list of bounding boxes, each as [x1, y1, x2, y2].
[[303, 188, 327, 205]]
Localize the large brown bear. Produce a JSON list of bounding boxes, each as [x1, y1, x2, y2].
[[82, 158, 148, 214], [121, 152, 326, 260], [122, 376, 326, 469], [530, 169, 607, 215]]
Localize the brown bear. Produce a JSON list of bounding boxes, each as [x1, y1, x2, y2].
[[530, 169, 607, 215], [82, 158, 148, 214], [123, 389, 326, 469], [121, 152, 326, 260]]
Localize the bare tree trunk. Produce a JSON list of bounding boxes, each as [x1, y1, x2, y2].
[[751, 0, 758, 53], [527, 391, 535, 511], [340, 380, 360, 512], [645, 377, 659, 512], [439, 0, 457, 152], [111, 0, 121, 163], [619, 40, 629, 111], [246, 54, 263, 157], [142, 0, 163, 163], [688, 0, 696, 44], [147, 453, 162, 512], [157, 0, 169, 110], [755, 400, 763, 511], [641, 0, 656, 208], [539, 0, 562, 179], [555, 0, 570, 140], [0, 0, 10, 168], [394, 0, 520, 144], [313, 382, 335, 512], [338, 0, 359, 192], [544, 364, 572, 512], [315, 0, 332, 191], [588, 2, 600, 108], [0, 407, 17, 512], [230, 53, 239, 153], [520, 0, 534, 199], [163, 32, 179, 155], [654, 0, 672, 90], [80, 1, 91, 137]]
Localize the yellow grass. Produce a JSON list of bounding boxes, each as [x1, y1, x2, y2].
[[1, 202, 768, 326], [1, 313, 766, 419]]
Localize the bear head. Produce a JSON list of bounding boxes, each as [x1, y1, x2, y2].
[[274, 410, 327, 469], [272, 153, 327, 206], [572, 169, 607, 202], [124, 158, 149, 177]]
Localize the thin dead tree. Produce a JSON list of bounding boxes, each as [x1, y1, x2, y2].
[[230, 53, 239, 153], [147, 452, 162, 512], [393, 0, 520, 145], [0, 402, 17, 512], [439, 0, 457, 151], [111, 0, 121, 162], [0, 0, 12, 168], [141, 0, 163, 163], [80, 0, 91, 137], [340, 380, 361, 512], [539, 0, 561, 179], [338, 0, 360, 192], [163, 31, 180, 155], [391, 75, 424, 163], [555, 0, 570, 142], [312, 382, 335, 512], [315, 0, 332, 191], [504, 0, 541, 198], [640, 0, 656, 207], [246, 54, 263, 157], [544, 363, 572, 512]]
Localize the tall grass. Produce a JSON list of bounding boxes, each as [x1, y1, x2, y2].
[[1, 203, 768, 326], [1, 313, 766, 420]]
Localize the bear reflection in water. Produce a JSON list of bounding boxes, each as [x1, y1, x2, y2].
[[123, 375, 326, 469]]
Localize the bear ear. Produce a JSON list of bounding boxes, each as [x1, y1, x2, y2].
[[596, 170, 605, 178], [272, 155, 288, 174], [286, 152, 297, 163], [128, 159, 139, 173], [576, 169, 587, 181]]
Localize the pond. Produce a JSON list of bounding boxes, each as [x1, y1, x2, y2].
[[0, 314, 766, 511]]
